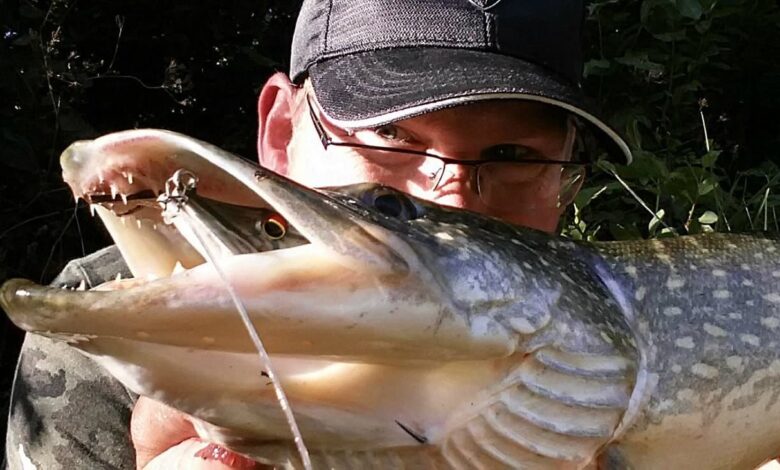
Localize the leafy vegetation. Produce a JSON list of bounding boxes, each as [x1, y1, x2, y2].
[[563, 0, 780, 240]]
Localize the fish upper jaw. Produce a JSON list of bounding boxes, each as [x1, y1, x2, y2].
[[61, 129, 264, 207]]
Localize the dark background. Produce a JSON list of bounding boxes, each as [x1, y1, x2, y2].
[[1, 0, 779, 459]]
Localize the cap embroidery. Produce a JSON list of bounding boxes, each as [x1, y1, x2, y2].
[[467, 0, 503, 11]]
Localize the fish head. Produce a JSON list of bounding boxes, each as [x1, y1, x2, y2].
[[310, 182, 567, 329], [59, 130, 308, 279], [4, 129, 557, 362]]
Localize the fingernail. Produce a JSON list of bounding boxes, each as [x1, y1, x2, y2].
[[195, 443, 259, 469]]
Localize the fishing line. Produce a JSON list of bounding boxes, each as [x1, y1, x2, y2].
[[159, 169, 313, 469]]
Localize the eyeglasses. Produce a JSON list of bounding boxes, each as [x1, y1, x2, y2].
[[306, 95, 588, 210]]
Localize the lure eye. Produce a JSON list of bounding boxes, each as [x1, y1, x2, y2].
[[260, 213, 288, 240]]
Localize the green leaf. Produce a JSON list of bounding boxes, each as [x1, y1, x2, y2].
[[649, 208, 666, 233], [597, 160, 618, 174], [700, 150, 721, 168], [698, 210, 718, 224], [665, 170, 698, 204], [620, 150, 668, 180], [659, 227, 679, 238], [615, 53, 665, 73], [574, 185, 608, 209], [677, 0, 703, 19], [583, 59, 611, 78], [698, 177, 717, 196], [625, 118, 643, 149]]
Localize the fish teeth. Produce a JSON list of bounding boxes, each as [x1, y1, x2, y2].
[[89, 204, 97, 217], [120, 193, 128, 204], [136, 219, 142, 229], [115, 273, 123, 281], [98, 172, 105, 184], [172, 261, 185, 274], [110, 185, 119, 199], [121, 171, 135, 185], [76, 280, 87, 291], [120, 217, 126, 226]]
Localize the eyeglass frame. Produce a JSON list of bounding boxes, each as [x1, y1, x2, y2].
[[305, 94, 589, 199]]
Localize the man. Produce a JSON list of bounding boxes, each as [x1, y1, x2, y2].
[[6, 0, 632, 469]]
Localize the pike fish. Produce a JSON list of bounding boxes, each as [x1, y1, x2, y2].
[[3, 129, 780, 469]]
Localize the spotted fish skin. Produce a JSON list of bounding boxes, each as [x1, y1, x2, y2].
[[3, 129, 779, 469], [593, 233, 780, 469], [383, 217, 644, 470]]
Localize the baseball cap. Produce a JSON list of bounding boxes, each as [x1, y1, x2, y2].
[[290, 0, 632, 164]]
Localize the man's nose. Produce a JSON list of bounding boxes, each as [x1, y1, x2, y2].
[[428, 164, 484, 211]]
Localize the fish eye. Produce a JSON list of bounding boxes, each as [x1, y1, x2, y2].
[[258, 213, 288, 239], [364, 189, 421, 221], [374, 194, 405, 218]]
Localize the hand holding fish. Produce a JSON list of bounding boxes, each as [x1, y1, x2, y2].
[[132, 397, 262, 469]]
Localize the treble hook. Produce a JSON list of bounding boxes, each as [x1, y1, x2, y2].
[[158, 169, 199, 220]]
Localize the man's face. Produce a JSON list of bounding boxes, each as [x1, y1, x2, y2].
[[280, 93, 577, 233]]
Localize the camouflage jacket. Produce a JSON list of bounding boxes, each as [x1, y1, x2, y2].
[[6, 246, 137, 470]]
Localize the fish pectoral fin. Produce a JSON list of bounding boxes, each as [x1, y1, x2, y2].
[[441, 346, 636, 468]]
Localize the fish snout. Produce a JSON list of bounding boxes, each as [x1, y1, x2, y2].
[[0, 279, 58, 331], [60, 140, 93, 172]]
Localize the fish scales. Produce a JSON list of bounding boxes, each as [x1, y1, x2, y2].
[[595, 233, 780, 425], [593, 233, 780, 468]]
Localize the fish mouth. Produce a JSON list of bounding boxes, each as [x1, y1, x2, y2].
[[57, 129, 409, 284], [2, 129, 510, 361], [58, 131, 307, 280]]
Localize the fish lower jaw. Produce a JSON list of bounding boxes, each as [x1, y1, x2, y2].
[[94, 204, 205, 280]]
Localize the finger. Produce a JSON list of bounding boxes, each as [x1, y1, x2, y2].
[[143, 438, 264, 470], [131, 396, 198, 469]]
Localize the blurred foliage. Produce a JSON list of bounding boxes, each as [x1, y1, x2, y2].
[[563, 0, 780, 240], [0, 0, 779, 451]]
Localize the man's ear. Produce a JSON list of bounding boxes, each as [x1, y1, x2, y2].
[[257, 72, 299, 174]]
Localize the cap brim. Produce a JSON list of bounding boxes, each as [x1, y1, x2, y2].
[[308, 47, 632, 164]]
